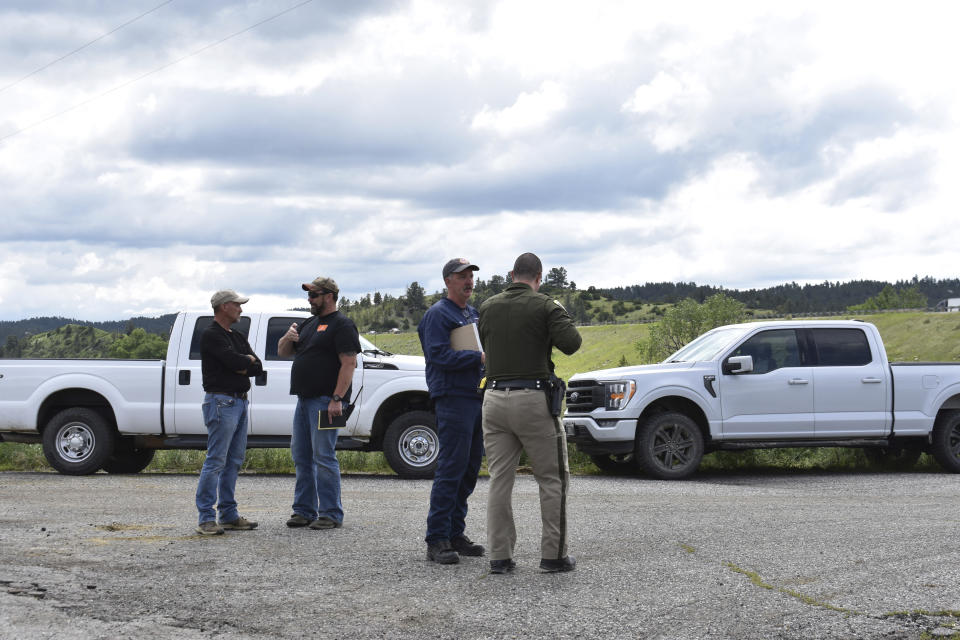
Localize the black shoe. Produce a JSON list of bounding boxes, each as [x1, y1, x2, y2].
[[451, 534, 485, 557], [286, 513, 310, 528], [539, 556, 576, 573], [489, 559, 516, 574], [426, 540, 460, 565]]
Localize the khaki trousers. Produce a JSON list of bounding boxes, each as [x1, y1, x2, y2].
[[481, 388, 570, 561]]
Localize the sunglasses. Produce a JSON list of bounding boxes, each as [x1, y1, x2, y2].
[[307, 290, 330, 299]]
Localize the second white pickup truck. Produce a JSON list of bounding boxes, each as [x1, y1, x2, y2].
[[0, 312, 438, 478], [563, 320, 960, 479]]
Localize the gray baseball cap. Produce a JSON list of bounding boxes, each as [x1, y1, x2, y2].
[[210, 289, 249, 308]]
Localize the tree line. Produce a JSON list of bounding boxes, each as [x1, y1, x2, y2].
[[2, 274, 955, 358], [598, 276, 959, 314]]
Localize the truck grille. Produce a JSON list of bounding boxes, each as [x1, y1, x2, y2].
[[565, 379, 604, 413]]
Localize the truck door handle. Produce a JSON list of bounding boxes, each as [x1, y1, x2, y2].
[[788, 378, 809, 385], [861, 377, 883, 384], [178, 370, 190, 385], [255, 372, 268, 386]]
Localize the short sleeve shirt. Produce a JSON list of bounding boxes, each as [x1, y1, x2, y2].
[[289, 311, 361, 398]]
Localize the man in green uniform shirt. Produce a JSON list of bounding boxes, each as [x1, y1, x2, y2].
[[478, 252, 582, 574]]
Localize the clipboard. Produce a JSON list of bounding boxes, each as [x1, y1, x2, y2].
[[450, 323, 482, 351]]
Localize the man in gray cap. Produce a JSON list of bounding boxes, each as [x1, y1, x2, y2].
[[195, 290, 263, 535], [418, 258, 485, 564], [278, 276, 361, 530]]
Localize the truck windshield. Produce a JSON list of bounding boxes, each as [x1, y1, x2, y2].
[[665, 327, 746, 363]]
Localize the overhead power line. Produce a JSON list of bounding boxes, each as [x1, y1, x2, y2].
[[0, 0, 176, 95], [0, 0, 315, 144]]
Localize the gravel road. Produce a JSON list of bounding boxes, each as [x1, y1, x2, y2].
[[1, 470, 959, 640]]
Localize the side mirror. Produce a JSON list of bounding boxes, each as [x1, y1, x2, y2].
[[723, 355, 754, 375]]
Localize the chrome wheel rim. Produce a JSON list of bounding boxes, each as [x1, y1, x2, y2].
[[398, 426, 438, 468], [56, 422, 96, 463]]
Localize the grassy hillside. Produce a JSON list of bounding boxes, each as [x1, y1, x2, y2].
[[19, 324, 115, 358], [370, 311, 960, 376], [864, 312, 960, 361], [367, 323, 652, 380]]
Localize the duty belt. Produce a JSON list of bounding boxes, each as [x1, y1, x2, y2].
[[488, 379, 548, 391]]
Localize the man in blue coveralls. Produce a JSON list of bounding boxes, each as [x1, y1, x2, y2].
[[418, 258, 486, 564]]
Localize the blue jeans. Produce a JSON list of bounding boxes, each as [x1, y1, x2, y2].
[[290, 396, 343, 523], [195, 393, 249, 525], [425, 395, 483, 544]]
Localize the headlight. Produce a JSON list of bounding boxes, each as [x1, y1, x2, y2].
[[603, 380, 636, 410]]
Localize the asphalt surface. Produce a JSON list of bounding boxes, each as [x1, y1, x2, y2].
[[1, 470, 960, 640]]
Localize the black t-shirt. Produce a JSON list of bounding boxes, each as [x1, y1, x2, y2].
[[200, 321, 263, 393], [289, 311, 361, 398]]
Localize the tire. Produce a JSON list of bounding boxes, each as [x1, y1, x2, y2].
[[41, 408, 115, 475], [101, 439, 156, 474], [589, 453, 639, 475], [931, 410, 960, 473], [863, 446, 922, 471], [635, 412, 704, 480], [382, 410, 439, 479]]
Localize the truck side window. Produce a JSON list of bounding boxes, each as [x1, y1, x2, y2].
[[811, 328, 872, 366], [264, 317, 303, 361], [188, 316, 252, 361], [730, 329, 801, 374]]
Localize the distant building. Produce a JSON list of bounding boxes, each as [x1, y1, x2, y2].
[[935, 298, 960, 312]]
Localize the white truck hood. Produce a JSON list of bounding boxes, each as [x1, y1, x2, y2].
[[568, 361, 697, 381]]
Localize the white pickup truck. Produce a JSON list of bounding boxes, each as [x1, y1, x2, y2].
[[563, 320, 960, 479], [0, 312, 438, 478]]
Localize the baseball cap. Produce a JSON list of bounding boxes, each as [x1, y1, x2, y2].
[[211, 289, 249, 308], [301, 276, 340, 294], [442, 258, 479, 279]]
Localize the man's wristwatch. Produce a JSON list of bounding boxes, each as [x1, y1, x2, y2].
[[332, 394, 343, 403]]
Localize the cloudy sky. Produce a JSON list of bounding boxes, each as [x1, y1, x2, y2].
[[1, 0, 957, 320]]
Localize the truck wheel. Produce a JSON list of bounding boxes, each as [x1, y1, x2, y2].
[[383, 411, 438, 479], [41, 408, 115, 475], [863, 447, 921, 471], [931, 410, 960, 473], [589, 453, 639, 475], [101, 439, 156, 474], [635, 412, 704, 480]]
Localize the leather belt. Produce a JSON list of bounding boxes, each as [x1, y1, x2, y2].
[[488, 379, 548, 391], [209, 391, 248, 399]]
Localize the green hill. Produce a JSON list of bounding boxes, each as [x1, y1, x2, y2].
[[370, 312, 960, 377], [19, 324, 116, 359]]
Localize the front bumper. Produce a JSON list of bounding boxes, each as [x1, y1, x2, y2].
[[562, 415, 636, 455]]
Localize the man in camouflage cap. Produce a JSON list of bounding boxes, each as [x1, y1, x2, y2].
[[278, 276, 361, 530]]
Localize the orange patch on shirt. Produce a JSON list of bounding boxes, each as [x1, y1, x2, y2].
[[317, 325, 328, 332]]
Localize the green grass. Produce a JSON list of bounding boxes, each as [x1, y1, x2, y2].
[[0, 444, 398, 475], [0, 442, 47, 470], [368, 322, 652, 379], [865, 312, 960, 362], [699, 448, 941, 474]]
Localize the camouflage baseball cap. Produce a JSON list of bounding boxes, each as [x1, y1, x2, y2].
[[301, 276, 339, 294], [210, 289, 249, 308]]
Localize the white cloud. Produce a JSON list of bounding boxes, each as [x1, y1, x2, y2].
[[0, 0, 958, 320], [471, 81, 567, 136]]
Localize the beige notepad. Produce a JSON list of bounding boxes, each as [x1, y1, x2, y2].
[[450, 323, 482, 351]]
